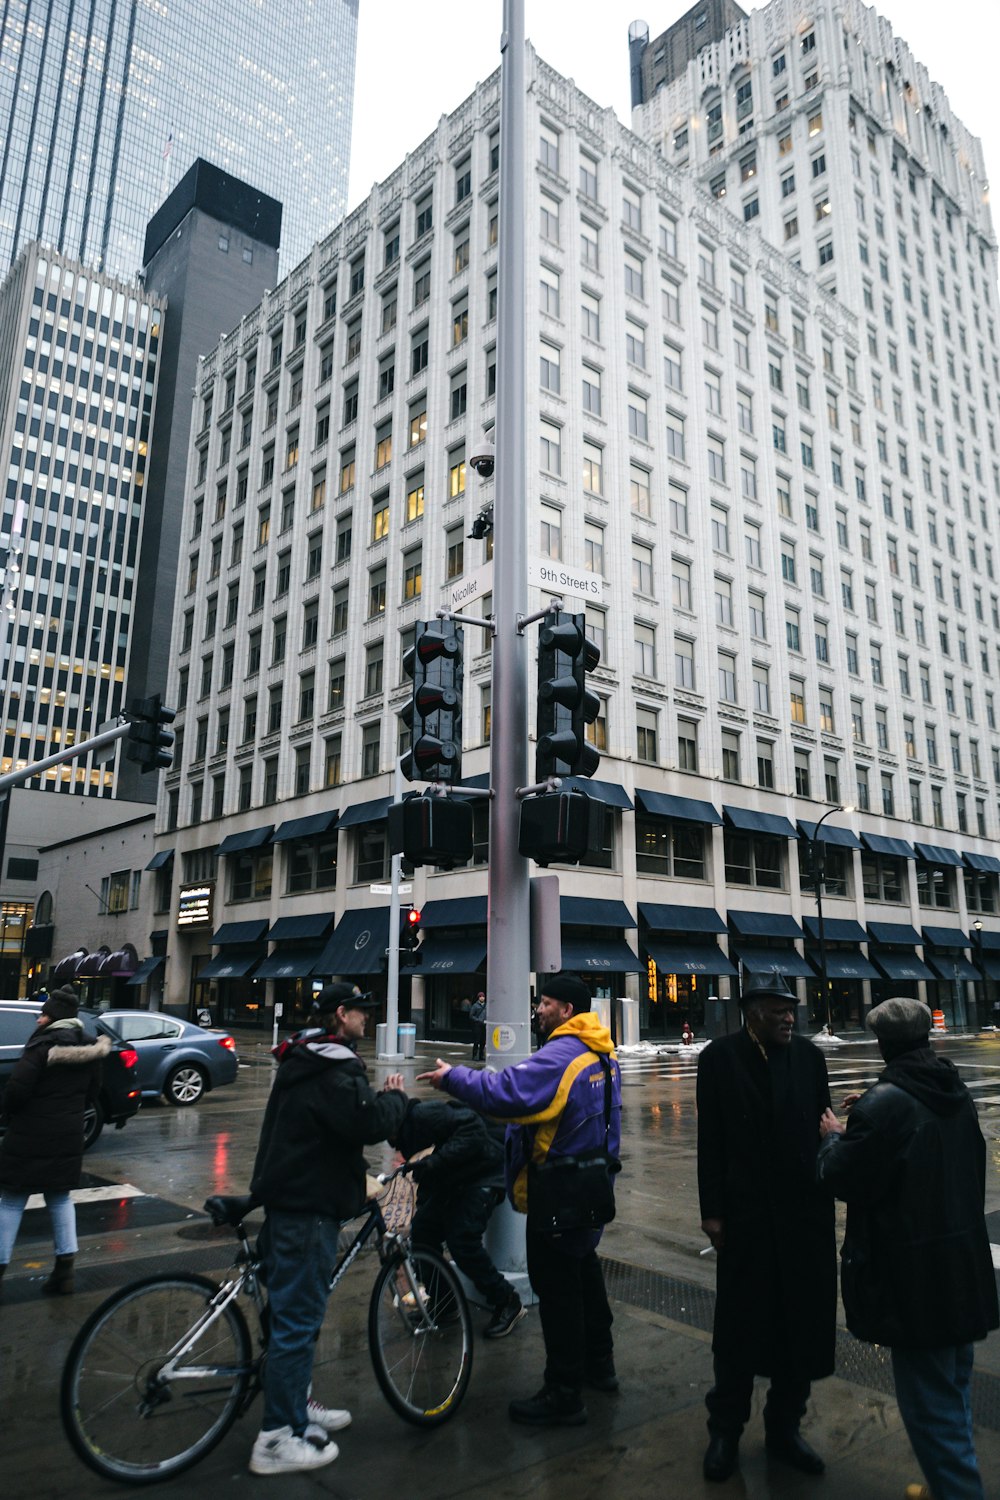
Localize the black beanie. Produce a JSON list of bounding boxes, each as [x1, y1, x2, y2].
[[42, 986, 79, 1022], [539, 973, 591, 1012]]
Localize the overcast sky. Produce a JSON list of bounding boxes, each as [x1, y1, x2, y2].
[[349, 1, 997, 216]]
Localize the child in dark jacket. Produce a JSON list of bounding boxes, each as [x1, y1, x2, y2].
[[392, 1098, 525, 1339]]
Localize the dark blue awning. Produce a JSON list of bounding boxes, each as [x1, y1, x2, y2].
[[560, 897, 635, 928], [733, 945, 812, 977], [809, 951, 879, 980], [861, 832, 915, 859], [405, 935, 486, 974], [980, 954, 1000, 979], [914, 842, 964, 867], [638, 902, 726, 934], [645, 940, 737, 977], [267, 913, 334, 941], [927, 955, 979, 982], [728, 909, 803, 939], [635, 789, 721, 825], [337, 798, 392, 829], [145, 848, 174, 871], [126, 955, 165, 986], [922, 925, 969, 948], [558, 937, 645, 974], [420, 896, 488, 928], [802, 916, 867, 942], [964, 851, 1000, 873], [867, 921, 921, 946], [313, 908, 390, 976], [561, 777, 633, 809], [872, 952, 933, 981], [798, 820, 862, 850], [976, 929, 1000, 951], [723, 805, 797, 839], [255, 949, 323, 979], [272, 811, 339, 843], [218, 824, 274, 854], [198, 952, 261, 980], [212, 920, 269, 946]]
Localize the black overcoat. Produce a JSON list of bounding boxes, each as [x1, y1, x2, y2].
[[0, 1022, 109, 1192], [697, 1029, 836, 1379]]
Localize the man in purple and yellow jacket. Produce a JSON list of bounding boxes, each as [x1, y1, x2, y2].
[[419, 973, 621, 1428]]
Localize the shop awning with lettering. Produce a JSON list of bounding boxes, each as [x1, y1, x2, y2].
[[558, 937, 645, 973], [644, 941, 737, 977], [732, 945, 813, 977], [926, 954, 979, 982], [871, 952, 934, 981], [312, 908, 390, 976], [254, 949, 323, 980], [197, 952, 261, 980], [404, 936, 487, 974], [809, 951, 880, 980]]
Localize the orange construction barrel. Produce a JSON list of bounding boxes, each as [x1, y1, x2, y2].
[[931, 1008, 947, 1032]]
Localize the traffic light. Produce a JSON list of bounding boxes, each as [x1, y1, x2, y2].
[[401, 621, 464, 784], [401, 906, 421, 950], [518, 788, 606, 867], [535, 612, 601, 782], [387, 794, 474, 869], [125, 694, 175, 773]]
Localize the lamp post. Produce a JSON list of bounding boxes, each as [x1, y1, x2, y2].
[[972, 918, 984, 1033], [808, 804, 854, 1036]]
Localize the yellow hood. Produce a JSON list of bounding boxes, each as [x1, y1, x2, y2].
[[549, 1010, 616, 1056]]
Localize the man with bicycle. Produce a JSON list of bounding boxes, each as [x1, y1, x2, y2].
[[248, 982, 407, 1476]]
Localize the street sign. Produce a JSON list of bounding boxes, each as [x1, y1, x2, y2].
[[528, 557, 606, 603], [370, 882, 412, 895], [449, 561, 493, 614]]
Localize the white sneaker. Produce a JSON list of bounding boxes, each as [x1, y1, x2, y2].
[[306, 1397, 352, 1432], [249, 1426, 339, 1475]]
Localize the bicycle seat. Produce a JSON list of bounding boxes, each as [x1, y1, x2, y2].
[[204, 1194, 259, 1227]]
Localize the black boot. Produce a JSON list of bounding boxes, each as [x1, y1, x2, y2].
[[509, 1385, 587, 1427], [42, 1253, 75, 1296], [765, 1430, 825, 1475], [703, 1434, 740, 1482]]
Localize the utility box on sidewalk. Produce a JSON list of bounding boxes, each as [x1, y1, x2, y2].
[[592, 996, 612, 1036], [398, 1023, 416, 1059], [375, 1023, 388, 1055], [616, 996, 639, 1047]]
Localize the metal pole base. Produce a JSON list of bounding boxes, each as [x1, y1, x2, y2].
[[375, 1051, 405, 1063], [485, 1196, 528, 1276]]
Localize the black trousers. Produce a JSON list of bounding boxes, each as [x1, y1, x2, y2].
[[410, 1184, 509, 1308], [525, 1229, 614, 1393], [705, 1351, 811, 1439], [471, 1021, 486, 1060]]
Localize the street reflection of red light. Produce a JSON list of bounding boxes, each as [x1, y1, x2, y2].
[[213, 1133, 232, 1192]]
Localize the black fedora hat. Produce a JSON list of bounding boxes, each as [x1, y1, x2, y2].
[[739, 972, 799, 1006]]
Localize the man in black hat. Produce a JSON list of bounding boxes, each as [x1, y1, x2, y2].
[[247, 982, 408, 1477], [696, 974, 835, 1483], [818, 998, 998, 1500]]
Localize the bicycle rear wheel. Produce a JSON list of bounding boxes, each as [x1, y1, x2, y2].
[[368, 1247, 473, 1426], [61, 1273, 253, 1485]]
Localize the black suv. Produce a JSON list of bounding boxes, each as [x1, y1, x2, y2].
[[0, 1000, 141, 1149]]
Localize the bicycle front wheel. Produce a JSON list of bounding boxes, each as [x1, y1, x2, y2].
[[368, 1247, 473, 1426], [61, 1273, 253, 1485]]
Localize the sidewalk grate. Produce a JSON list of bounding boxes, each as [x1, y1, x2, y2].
[[602, 1256, 1000, 1432]]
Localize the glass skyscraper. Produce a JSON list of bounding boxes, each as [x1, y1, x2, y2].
[[0, 0, 358, 278]]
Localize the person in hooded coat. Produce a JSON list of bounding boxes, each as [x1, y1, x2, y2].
[[0, 985, 110, 1295], [696, 974, 836, 1483], [818, 997, 999, 1500]]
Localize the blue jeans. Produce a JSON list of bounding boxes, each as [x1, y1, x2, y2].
[[0, 1188, 77, 1262], [892, 1343, 985, 1500], [258, 1210, 340, 1435]]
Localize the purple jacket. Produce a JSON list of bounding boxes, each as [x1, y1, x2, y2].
[[443, 1012, 621, 1214]]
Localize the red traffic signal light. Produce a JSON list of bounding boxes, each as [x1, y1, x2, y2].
[[407, 907, 421, 929]]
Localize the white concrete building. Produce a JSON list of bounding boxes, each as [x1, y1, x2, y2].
[[151, 25, 1000, 1039]]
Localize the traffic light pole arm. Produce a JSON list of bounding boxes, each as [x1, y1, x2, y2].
[[517, 599, 564, 634], [435, 606, 495, 635], [0, 718, 130, 794], [517, 776, 563, 800]]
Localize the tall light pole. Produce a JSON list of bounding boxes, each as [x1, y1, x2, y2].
[[808, 805, 854, 1036], [972, 918, 984, 1033]]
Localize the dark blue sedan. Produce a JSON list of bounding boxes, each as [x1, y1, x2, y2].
[[92, 1011, 239, 1107]]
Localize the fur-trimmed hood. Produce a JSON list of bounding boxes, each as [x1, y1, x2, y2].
[[47, 1033, 112, 1067]]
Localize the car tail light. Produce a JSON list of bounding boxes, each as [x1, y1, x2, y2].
[[120, 1046, 139, 1071], [217, 1035, 236, 1052]]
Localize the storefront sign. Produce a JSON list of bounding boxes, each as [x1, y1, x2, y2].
[[177, 884, 213, 929]]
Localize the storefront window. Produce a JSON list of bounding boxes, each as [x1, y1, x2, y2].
[[635, 817, 705, 879], [229, 851, 272, 901], [723, 832, 782, 888]]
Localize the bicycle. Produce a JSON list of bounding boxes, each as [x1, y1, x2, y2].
[[60, 1168, 473, 1485]]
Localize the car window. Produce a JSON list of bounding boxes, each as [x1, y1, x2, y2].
[[114, 1016, 178, 1042]]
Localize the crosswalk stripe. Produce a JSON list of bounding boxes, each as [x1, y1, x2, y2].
[[25, 1183, 146, 1211]]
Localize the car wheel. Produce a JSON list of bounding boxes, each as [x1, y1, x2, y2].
[[165, 1064, 207, 1107], [83, 1101, 105, 1150]]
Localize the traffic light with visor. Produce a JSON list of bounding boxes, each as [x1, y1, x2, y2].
[[535, 612, 601, 782], [125, 694, 176, 773], [401, 621, 464, 784]]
